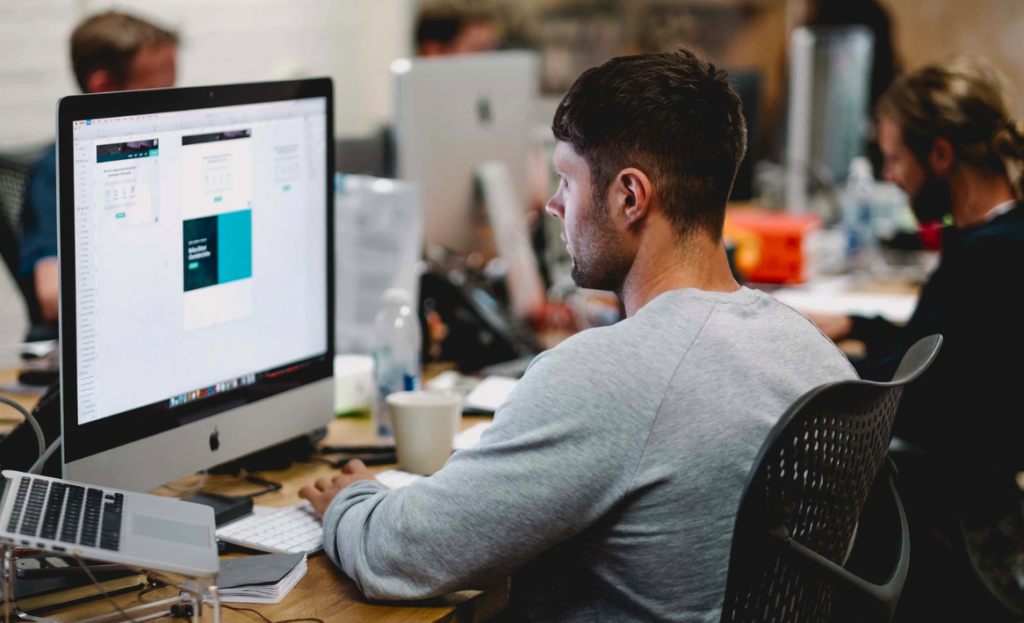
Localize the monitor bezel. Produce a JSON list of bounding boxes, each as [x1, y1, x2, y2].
[[57, 79, 335, 465]]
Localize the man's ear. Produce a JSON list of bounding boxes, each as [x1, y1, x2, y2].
[[928, 136, 956, 178], [614, 168, 653, 226]]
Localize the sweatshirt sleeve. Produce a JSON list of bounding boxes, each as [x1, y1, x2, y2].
[[319, 340, 657, 600]]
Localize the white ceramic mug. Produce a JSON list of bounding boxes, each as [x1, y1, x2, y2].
[[386, 391, 462, 475]]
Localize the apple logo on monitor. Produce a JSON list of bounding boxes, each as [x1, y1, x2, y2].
[[477, 97, 492, 126]]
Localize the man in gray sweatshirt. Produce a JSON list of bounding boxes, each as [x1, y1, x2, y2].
[[300, 47, 857, 622]]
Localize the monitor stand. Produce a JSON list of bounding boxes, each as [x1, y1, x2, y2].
[[207, 427, 327, 474]]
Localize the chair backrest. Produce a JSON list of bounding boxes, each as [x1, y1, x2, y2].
[[0, 149, 48, 332], [720, 335, 942, 623], [0, 153, 34, 279]]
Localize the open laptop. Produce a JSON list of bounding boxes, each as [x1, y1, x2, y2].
[[0, 471, 218, 578]]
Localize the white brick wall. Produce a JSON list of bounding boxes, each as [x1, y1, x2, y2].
[[0, 0, 414, 351], [0, 266, 28, 368], [0, 0, 414, 150]]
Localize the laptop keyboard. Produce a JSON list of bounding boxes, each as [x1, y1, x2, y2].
[[7, 477, 123, 551]]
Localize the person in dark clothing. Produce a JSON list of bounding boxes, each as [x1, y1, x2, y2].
[[20, 11, 178, 332], [808, 55, 1024, 621]]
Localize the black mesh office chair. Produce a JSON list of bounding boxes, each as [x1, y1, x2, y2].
[[720, 334, 943, 623], [0, 150, 50, 340]]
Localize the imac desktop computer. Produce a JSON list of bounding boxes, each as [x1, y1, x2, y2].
[[393, 50, 541, 256], [393, 51, 547, 325], [56, 79, 335, 492]]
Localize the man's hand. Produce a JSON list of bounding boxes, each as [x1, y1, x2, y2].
[[803, 311, 853, 342], [298, 459, 376, 518]]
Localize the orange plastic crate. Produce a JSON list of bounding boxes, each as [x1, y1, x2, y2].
[[724, 209, 822, 284]]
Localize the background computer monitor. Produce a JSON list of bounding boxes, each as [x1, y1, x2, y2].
[[726, 68, 762, 202], [57, 80, 335, 492], [786, 26, 874, 214], [393, 50, 541, 255]]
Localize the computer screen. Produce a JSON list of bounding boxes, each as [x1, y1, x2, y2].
[[786, 26, 874, 214], [68, 98, 328, 425], [59, 83, 335, 490]]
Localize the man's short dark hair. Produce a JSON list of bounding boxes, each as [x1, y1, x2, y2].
[[552, 47, 747, 241], [70, 11, 179, 92]]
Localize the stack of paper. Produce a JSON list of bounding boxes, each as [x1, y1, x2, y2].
[[217, 553, 307, 604]]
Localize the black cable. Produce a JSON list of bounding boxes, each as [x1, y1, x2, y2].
[[0, 395, 46, 459], [138, 577, 168, 599], [73, 555, 142, 623], [222, 604, 324, 623], [238, 473, 283, 499]]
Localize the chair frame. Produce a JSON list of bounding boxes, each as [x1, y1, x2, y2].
[[721, 335, 942, 623]]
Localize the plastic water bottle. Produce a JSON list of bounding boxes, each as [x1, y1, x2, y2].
[[372, 288, 422, 438], [842, 157, 878, 274]]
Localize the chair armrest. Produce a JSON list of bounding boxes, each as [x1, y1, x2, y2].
[[770, 457, 909, 621]]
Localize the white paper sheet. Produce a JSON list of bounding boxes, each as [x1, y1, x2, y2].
[[374, 469, 424, 489], [772, 289, 918, 323], [462, 376, 517, 412], [454, 421, 493, 451]]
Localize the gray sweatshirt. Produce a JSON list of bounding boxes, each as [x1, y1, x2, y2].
[[323, 287, 857, 622]]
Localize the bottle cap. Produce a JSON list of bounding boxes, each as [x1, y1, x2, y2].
[[383, 288, 412, 305], [849, 156, 873, 180]]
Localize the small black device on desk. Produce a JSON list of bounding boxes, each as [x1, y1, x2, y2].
[[185, 473, 282, 526], [185, 493, 254, 526], [318, 445, 397, 467], [12, 554, 143, 614]]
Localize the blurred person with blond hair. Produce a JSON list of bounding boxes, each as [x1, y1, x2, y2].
[[809, 55, 1024, 621]]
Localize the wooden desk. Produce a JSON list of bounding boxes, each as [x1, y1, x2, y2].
[[0, 370, 507, 623], [0, 368, 41, 428]]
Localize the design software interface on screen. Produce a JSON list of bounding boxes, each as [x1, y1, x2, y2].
[[70, 98, 328, 425]]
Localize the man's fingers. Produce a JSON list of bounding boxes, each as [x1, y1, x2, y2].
[[298, 485, 316, 500], [314, 478, 331, 492], [342, 459, 367, 474]]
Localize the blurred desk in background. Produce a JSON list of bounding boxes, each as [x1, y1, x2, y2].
[[770, 275, 920, 324]]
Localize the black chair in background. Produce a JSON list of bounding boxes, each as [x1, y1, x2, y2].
[[720, 334, 942, 623], [0, 149, 53, 342]]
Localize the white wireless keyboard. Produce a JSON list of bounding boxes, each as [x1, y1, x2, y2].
[[216, 501, 323, 555], [215, 471, 423, 554]]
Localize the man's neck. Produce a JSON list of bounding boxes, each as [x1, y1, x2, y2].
[[619, 232, 740, 318], [949, 166, 1016, 228]]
